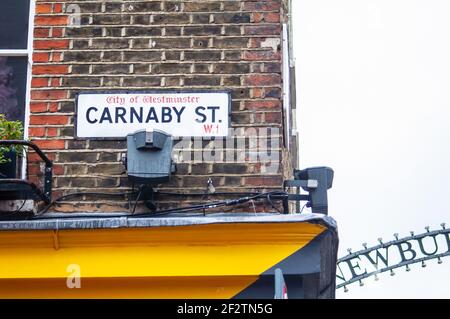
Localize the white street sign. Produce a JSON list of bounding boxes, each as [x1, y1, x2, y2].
[[76, 91, 230, 138]]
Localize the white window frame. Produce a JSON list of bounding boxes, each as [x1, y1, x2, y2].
[[0, 0, 36, 177]]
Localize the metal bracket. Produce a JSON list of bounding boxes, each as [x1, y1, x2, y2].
[[44, 166, 52, 202], [283, 179, 312, 214]]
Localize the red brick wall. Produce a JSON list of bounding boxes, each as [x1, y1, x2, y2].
[[29, 0, 293, 213]]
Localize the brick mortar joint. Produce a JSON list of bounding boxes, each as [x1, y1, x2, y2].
[[35, 59, 280, 64], [35, 12, 280, 16]]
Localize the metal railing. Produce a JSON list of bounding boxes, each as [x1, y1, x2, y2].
[[0, 140, 52, 203]]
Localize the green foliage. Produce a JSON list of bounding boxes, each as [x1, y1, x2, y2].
[[0, 114, 24, 164]]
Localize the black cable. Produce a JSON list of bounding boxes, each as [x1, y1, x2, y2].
[[30, 191, 288, 220], [300, 202, 309, 213], [267, 193, 281, 213], [131, 186, 144, 215], [27, 212, 132, 219], [36, 191, 139, 216], [133, 199, 229, 217], [132, 191, 286, 218], [16, 199, 27, 214], [128, 182, 135, 214], [31, 200, 226, 220], [0, 199, 27, 219], [130, 191, 284, 217], [37, 190, 264, 216], [156, 191, 261, 197]]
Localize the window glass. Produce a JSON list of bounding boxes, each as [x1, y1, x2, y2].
[[0, 0, 31, 49], [0, 57, 28, 122]]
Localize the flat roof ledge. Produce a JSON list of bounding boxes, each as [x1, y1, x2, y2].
[[0, 213, 337, 231]]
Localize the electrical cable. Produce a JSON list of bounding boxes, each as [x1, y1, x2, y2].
[[0, 199, 27, 219], [156, 191, 262, 197], [300, 202, 309, 213], [37, 190, 266, 216], [131, 186, 144, 215], [128, 182, 135, 214], [30, 191, 289, 220], [35, 191, 139, 216], [267, 193, 281, 213], [132, 191, 287, 218], [15, 199, 27, 214], [126, 189, 286, 217]]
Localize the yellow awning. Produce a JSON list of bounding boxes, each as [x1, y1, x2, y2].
[[0, 214, 334, 298]]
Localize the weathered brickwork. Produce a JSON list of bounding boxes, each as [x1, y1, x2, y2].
[[28, 0, 294, 212]]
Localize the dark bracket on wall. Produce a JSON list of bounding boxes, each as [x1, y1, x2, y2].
[[0, 140, 52, 204], [281, 167, 334, 215]]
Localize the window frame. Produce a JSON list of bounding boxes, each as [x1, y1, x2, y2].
[[0, 0, 36, 177]]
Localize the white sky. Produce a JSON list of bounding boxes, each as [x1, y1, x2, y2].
[[292, 0, 450, 298]]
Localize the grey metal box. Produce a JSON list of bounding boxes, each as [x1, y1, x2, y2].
[[126, 130, 173, 184]]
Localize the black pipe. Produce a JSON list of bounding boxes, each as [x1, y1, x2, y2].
[[0, 140, 52, 167]]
